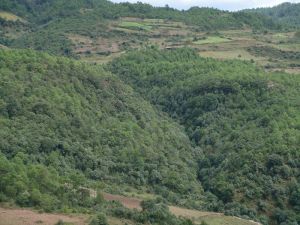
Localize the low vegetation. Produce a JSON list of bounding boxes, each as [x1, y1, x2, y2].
[[193, 36, 231, 45]]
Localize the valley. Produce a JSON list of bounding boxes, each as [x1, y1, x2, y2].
[[0, 1, 299, 225]]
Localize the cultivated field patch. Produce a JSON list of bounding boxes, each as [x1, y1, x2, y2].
[[102, 192, 261, 225], [0, 207, 87, 225], [193, 36, 232, 45]]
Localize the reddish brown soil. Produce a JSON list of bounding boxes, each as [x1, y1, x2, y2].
[[102, 193, 261, 225], [102, 193, 141, 210], [0, 208, 87, 225]]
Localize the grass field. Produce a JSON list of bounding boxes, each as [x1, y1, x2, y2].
[[199, 49, 256, 60], [200, 215, 261, 225]]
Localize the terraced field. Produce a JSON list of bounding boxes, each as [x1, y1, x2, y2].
[[193, 36, 232, 45], [66, 17, 299, 74]]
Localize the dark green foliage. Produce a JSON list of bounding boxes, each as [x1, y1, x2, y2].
[[12, 30, 74, 57], [55, 220, 66, 225], [0, 151, 89, 212], [246, 3, 300, 28], [89, 213, 108, 225], [108, 48, 300, 224], [0, 49, 200, 202]]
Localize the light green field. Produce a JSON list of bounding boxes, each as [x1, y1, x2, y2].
[[276, 42, 300, 51], [200, 215, 259, 225], [193, 36, 232, 45], [0, 11, 24, 22]]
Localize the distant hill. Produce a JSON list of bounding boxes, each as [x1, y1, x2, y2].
[[0, 0, 283, 56], [245, 2, 300, 28], [0, 0, 281, 30]]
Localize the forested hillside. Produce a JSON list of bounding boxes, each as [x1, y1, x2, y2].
[[0, 49, 203, 211], [246, 3, 300, 28], [109, 48, 300, 225], [0, 0, 281, 29]]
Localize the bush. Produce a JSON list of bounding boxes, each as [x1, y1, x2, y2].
[[55, 220, 65, 225], [89, 213, 108, 225]]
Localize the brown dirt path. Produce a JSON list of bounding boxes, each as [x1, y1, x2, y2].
[[102, 192, 261, 225], [102, 193, 141, 210]]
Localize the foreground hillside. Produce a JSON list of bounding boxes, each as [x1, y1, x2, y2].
[[0, 49, 202, 212], [109, 48, 300, 225], [0, 1, 299, 225]]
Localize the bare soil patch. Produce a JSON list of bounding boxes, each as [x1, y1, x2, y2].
[[0, 207, 87, 225], [102, 193, 141, 210]]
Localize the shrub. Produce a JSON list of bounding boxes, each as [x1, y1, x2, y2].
[[89, 213, 108, 225]]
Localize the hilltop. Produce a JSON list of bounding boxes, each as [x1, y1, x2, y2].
[[246, 3, 300, 28]]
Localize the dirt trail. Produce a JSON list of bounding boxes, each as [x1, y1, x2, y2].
[[102, 192, 261, 225], [102, 192, 221, 217], [0, 207, 87, 225]]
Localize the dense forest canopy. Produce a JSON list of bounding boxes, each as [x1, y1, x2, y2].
[[245, 3, 300, 28], [0, 49, 204, 207], [108, 48, 300, 225]]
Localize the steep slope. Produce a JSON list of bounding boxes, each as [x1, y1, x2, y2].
[[0, 49, 200, 207], [108, 48, 300, 225]]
